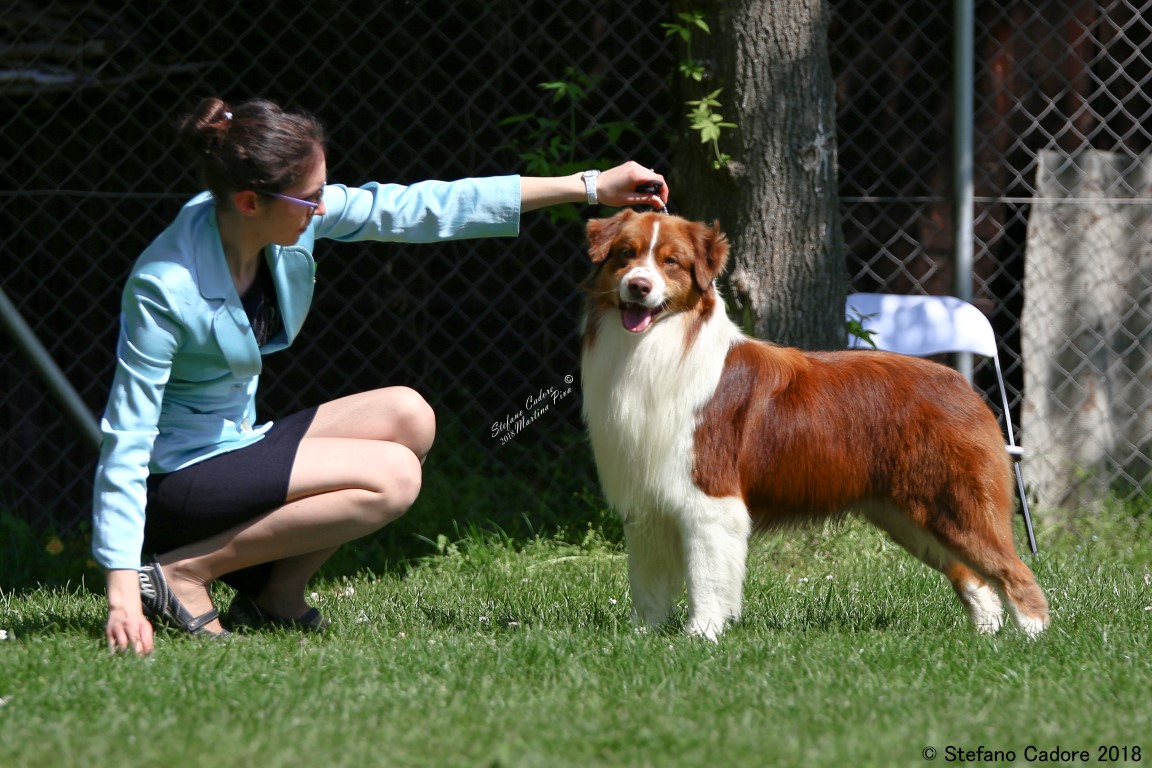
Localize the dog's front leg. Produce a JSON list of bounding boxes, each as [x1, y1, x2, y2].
[[681, 497, 752, 641], [623, 516, 685, 631]]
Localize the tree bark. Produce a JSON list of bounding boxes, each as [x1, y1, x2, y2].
[[670, 0, 846, 349], [1022, 149, 1152, 514]]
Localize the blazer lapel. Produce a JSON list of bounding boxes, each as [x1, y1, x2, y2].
[[194, 217, 263, 379], [264, 245, 316, 351]]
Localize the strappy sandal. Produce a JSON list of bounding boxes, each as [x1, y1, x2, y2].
[[138, 556, 231, 638], [224, 592, 329, 632]]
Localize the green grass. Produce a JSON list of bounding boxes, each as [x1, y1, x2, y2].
[[2, 512, 1150, 768]]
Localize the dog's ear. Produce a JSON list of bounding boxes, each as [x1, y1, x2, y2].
[[692, 220, 729, 291], [585, 209, 636, 264]]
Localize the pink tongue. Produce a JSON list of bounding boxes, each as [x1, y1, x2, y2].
[[622, 306, 654, 333]]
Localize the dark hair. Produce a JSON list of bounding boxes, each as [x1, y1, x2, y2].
[[175, 97, 327, 204]]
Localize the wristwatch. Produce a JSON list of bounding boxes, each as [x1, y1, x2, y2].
[[582, 169, 600, 205]]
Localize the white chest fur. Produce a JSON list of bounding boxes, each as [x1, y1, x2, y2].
[[580, 301, 738, 519]]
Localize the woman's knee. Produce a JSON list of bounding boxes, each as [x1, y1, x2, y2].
[[367, 444, 423, 522], [385, 386, 436, 458]]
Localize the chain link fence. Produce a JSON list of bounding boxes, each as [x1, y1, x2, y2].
[[833, 0, 1152, 509], [2, 2, 1149, 555]]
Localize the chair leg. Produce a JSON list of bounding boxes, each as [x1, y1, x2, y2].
[[1014, 461, 1038, 556], [993, 357, 1038, 555]]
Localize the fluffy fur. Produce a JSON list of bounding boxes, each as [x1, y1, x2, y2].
[[579, 210, 1049, 640]]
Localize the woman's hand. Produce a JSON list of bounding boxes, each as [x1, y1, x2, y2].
[[519, 161, 670, 212], [593, 161, 669, 209], [105, 569, 154, 656]]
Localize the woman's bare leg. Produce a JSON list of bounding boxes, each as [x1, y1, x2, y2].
[[154, 387, 435, 632]]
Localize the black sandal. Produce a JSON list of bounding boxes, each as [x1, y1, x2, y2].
[[225, 592, 329, 632], [138, 556, 231, 638]]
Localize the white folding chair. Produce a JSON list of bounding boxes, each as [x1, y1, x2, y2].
[[845, 292, 1038, 555]]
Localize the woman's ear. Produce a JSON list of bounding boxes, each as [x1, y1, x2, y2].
[[232, 190, 262, 216]]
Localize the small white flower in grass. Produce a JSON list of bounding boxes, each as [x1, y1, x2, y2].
[[798, 577, 809, 584], [507, 621, 520, 629], [356, 613, 370, 624], [310, 591, 320, 603], [826, 574, 834, 581], [608, 598, 618, 606], [0, 629, 9, 641], [1144, 573, 1151, 587], [479, 616, 490, 625], [342, 585, 355, 597], [0, 696, 8, 708]]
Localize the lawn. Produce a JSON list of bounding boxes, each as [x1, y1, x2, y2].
[[1, 509, 1149, 768]]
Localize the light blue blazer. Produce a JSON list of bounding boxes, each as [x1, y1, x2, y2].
[[92, 177, 522, 570]]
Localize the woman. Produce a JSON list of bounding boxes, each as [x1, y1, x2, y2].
[[94, 96, 670, 655]]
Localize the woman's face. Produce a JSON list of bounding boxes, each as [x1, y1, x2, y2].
[[259, 150, 328, 246]]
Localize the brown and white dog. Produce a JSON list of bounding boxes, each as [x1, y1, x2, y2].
[[579, 210, 1049, 640]]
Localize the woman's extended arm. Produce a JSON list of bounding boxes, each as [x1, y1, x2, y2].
[[519, 161, 668, 212]]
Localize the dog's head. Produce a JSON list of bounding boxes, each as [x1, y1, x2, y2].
[[583, 210, 729, 334]]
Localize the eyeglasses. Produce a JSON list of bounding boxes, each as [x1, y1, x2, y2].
[[262, 185, 325, 213]]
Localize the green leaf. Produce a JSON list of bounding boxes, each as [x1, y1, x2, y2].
[[845, 311, 879, 348]]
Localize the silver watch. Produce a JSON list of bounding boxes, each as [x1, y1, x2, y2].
[[582, 169, 600, 205]]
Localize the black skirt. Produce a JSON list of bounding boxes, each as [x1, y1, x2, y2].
[[143, 406, 317, 595]]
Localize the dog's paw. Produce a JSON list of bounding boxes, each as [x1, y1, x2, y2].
[[1012, 611, 1049, 639], [963, 582, 1005, 634], [973, 617, 1005, 634], [685, 618, 725, 642]]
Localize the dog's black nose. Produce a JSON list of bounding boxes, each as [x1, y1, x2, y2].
[[628, 277, 652, 300]]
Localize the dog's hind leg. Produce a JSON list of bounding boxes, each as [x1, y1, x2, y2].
[[945, 562, 1005, 634], [623, 516, 686, 631], [863, 503, 1007, 634], [869, 501, 1049, 637], [917, 484, 1049, 637], [680, 496, 751, 641], [937, 528, 1049, 638]]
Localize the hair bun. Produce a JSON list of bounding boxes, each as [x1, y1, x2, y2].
[[174, 96, 326, 202]]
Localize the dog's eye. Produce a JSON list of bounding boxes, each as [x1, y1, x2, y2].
[[662, 257, 681, 270], [616, 247, 635, 261]]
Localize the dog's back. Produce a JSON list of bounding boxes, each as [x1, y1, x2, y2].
[[694, 343, 1012, 529]]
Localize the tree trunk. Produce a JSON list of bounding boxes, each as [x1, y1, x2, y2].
[[1022, 149, 1152, 514], [670, 0, 846, 349]]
